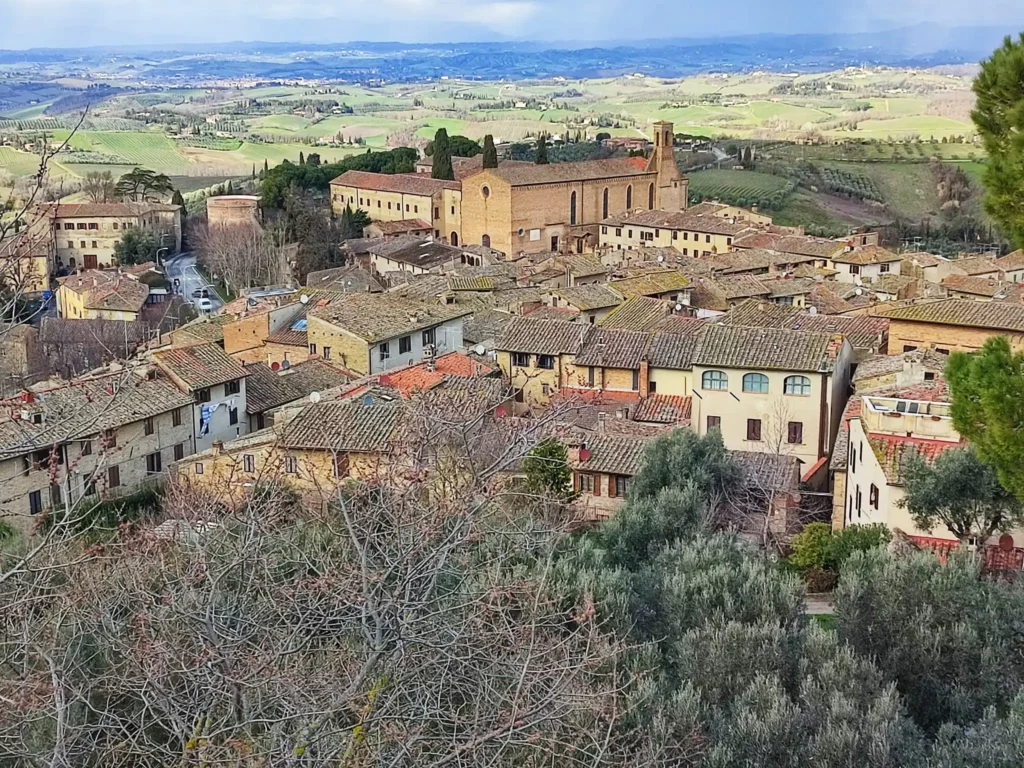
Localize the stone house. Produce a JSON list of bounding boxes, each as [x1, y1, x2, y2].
[[872, 299, 1024, 354], [44, 202, 181, 271], [828, 245, 902, 284], [56, 270, 150, 321]]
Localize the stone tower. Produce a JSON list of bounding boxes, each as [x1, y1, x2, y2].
[[646, 121, 688, 211]]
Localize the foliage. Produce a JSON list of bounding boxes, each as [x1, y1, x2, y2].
[[900, 446, 1024, 543], [82, 170, 116, 203], [338, 203, 372, 240], [113, 228, 162, 266], [426, 134, 481, 158], [522, 438, 576, 501], [260, 147, 417, 208], [281, 191, 344, 283], [170, 188, 185, 210], [946, 337, 1024, 502], [535, 132, 549, 164], [0, 519, 14, 543], [115, 166, 173, 202], [482, 133, 498, 168], [786, 522, 890, 585], [430, 127, 455, 180], [972, 33, 1024, 247], [42, 485, 162, 540]]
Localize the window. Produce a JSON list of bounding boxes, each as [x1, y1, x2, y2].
[[746, 418, 762, 441], [323, 346, 332, 360], [615, 227, 621, 237], [387, 202, 392, 209], [174, 443, 185, 461], [880, 263, 891, 274], [334, 453, 350, 478], [787, 421, 803, 445], [626, 185, 632, 209], [377, 200, 381, 208], [229, 407, 238, 426], [569, 190, 577, 226], [76, 223, 87, 230], [482, 234, 491, 248], [195, 463, 204, 475], [850, 446, 856, 472], [514, 389, 525, 403], [672, 231, 678, 240], [113, 222, 119, 230], [68, 241, 74, 249], [29, 490, 42, 515], [64, 223, 74, 230], [649, 380, 657, 393], [602, 188, 609, 219], [850, 265, 861, 275], [578, 473, 595, 493], [870, 484, 879, 509], [423, 327, 436, 347], [225, 380, 241, 396], [399, 335, 412, 355], [587, 366, 596, 387], [243, 454, 254, 473], [707, 415, 721, 430], [784, 375, 811, 395], [284, 455, 298, 474], [146, 452, 162, 475], [924, 371, 936, 382], [705, 234, 711, 243], [631, 369, 640, 391], [379, 342, 390, 361], [414, 205, 418, 213], [104, 429, 117, 448], [142, 416, 156, 436], [701, 370, 728, 390], [512, 352, 530, 367], [648, 182, 655, 209], [196, 388, 211, 403], [81, 440, 92, 457], [91, 241, 97, 249], [172, 408, 182, 427], [903, 345, 917, 353], [536, 354, 554, 370], [551, 235, 559, 252], [936, 348, 950, 356], [108, 465, 121, 488], [614, 475, 628, 497], [742, 373, 769, 393], [80, 241, 86, 248], [682, 248, 688, 256], [856, 487, 862, 518], [627, 229, 632, 239], [541, 383, 550, 396], [50, 484, 62, 508], [309, 343, 317, 356], [683, 231, 689, 240]]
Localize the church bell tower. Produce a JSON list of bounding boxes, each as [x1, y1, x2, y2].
[[646, 121, 688, 211]]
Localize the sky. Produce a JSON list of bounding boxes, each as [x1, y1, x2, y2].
[[1, 0, 1023, 49]]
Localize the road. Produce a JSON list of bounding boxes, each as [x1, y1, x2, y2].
[[164, 252, 224, 313]]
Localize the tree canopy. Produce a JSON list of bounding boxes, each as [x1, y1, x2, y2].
[[115, 167, 173, 202], [426, 134, 481, 159], [972, 33, 1024, 247], [535, 133, 549, 165], [430, 128, 455, 180], [113, 228, 162, 266], [482, 134, 498, 168]]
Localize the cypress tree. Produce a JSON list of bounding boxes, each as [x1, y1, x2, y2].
[[264, 159, 269, 173], [431, 128, 455, 180], [482, 134, 498, 169], [226, 180, 234, 194], [299, 151, 305, 166], [171, 189, 185, 208], [535, 133, 549, 165]]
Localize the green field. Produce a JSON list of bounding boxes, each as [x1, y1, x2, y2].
[[0, 146, 41, 176], [688, 168, 791, 201]]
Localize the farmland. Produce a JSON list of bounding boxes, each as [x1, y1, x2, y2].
[[687, 169, 793, 209]]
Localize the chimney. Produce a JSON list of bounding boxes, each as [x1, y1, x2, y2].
[[212, 440, 224, 455], [566, 438, 585, 463], [639, 360, 650, 398]]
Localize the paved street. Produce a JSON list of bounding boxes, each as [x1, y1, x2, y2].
[[164, 252, 224, 313]]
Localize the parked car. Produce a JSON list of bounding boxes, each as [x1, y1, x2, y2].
[[195, 298, 214, 313], [191, 288, 210, 299]]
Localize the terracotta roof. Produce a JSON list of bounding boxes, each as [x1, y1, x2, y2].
[[868, 432, 964, 485], [381, 352, 497, 396], [808, 283, 857, 314], [693, 324, 841, 373], [646, 329, 702, 370], [370, 218, 431, 235], [244, 363, 305, 414], [463, 309, 514, 344], [873, 298, 1024, 333], [765, 276, 817, 298], [609, 271, 690, 299], [602, 208, 752, 236], [496, 317, 589, 355], [733, 450, 801, 493], [329, 170, 459, 194], [831, 245, 901, 265], [719, 299, 888, 351], [171, 314, 232, 345], [309, 292, 471, 343], [902, 251, 944, 268], [560, 254, 607, 278], [632, 394, 692, 424], [154, 342, 248, 391], [941, 274, 1007, 297], [572, 433, 652, 476], [448, 276, 495, 292], [87, 279, 149, 312], [46, 202, 180, 218], [869, 274, 917, 296], [574, 328, 652, 369], [369, 236, 466, 271], [952, 256, 1002, 276], [994, 249, 1024, 271], [281, 358, 352, 394], [280, 400, 401, 452], [771, 235, 847, 259], [708, 249, 816, 275], [305, 264, 384, 293], [657, 315, 709, 334], [551, 284, 624, 311], [599, 296, 671, 331], [473, 157, 656, 187], [853, 349, 948, 385], [265, 327, 307, 347], [716, 274, 771, 301]]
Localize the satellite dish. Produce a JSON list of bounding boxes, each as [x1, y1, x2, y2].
[[281, 360, 291, 370], [657, 255, 664, 263], [309, 391, 322, 404], [808, 306, 818, 315], [300, 294, 309, 304], [474, 344, 486, 355], [674, 303, 683, 312]]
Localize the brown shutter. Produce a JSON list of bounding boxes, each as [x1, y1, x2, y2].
[[593, 474, 600, 496], [608, 475, 617, 498]]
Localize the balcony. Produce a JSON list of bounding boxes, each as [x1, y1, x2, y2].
[[862, 396, 959, 442]]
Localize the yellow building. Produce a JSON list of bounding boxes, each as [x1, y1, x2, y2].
[[329, 170, 462, 244], [599, 202, 769, 256], [872, 299, 1024, 355], [460, 121, 687, 257], [689, 324, 853, 470], [179, 400, 400, 508], [56, 270, 150, 321], [45, 202, 181, 271]]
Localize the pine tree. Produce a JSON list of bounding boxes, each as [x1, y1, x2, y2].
[[482, 134, 498, 169], [535, 133, 549, 165], [431, 128, 455, 180]]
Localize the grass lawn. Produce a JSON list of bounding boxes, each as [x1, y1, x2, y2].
[[823, 161, 939, 219]]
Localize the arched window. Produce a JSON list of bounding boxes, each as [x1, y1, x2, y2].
[[570, 191, 577, 226], [784, 375, 812, 395], [626, 185, 632, 209], [602, 187, 609, 219], [481, 234, 491, 248], [742, 373, 769, 393], [450, 232, 459, 246], [648, 182, 655, 209], [702, 370, 728, 390]]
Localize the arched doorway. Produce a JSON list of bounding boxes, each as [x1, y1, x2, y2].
[[570, 191, 577, 226], [648, 183, 655, 209], [481, 234, 491, 248], [626, 185, 632, 209], [450, 232, 459, 246]]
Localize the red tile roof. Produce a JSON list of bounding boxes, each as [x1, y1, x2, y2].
[[329, 170, 460, 194]]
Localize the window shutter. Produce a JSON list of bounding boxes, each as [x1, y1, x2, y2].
[[608, 475, 617, 498], [592, 475, 600, 496]]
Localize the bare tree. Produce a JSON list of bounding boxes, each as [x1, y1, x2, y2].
[[82, 171, 116, 204], [190, 219, 288, 293]]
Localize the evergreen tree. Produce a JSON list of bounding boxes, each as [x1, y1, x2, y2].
[[225, 180, 234, 194], [972, 33, 1024, 247], [298, 151, 305, 166], [522, 438, 576, 501], [251, 164, 256, 179], [264, 159, 269, 174], [535, 133, 549, 165], [170, 189, 185, 209], [431, 128, 455, 180], [482, 134, 499, 168]]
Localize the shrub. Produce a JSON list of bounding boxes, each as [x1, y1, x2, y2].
[[786, 522, 891, 587]]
